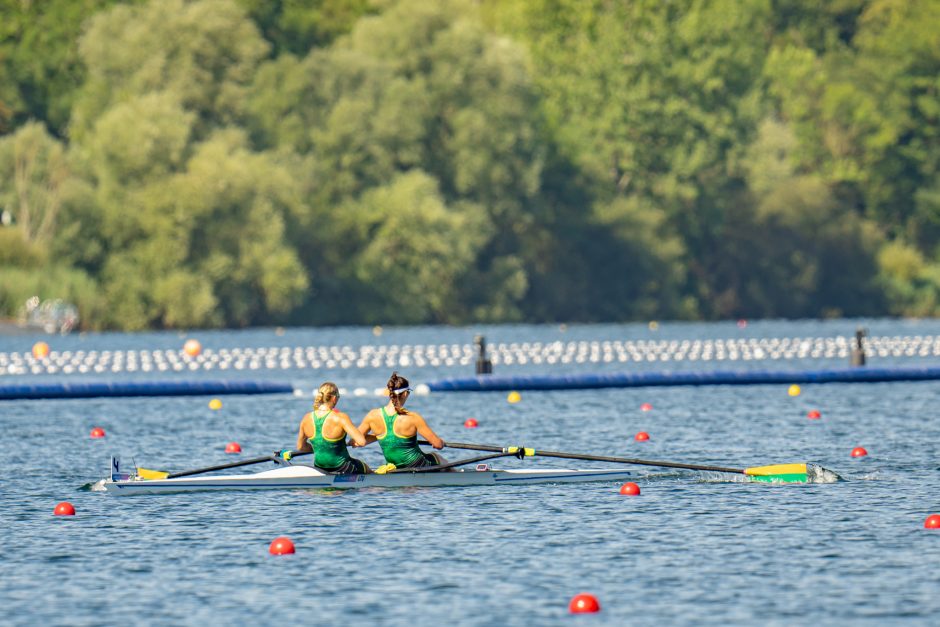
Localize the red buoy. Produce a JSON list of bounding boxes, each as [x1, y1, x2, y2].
[[925, 514, 940, 529], [640, 402, 653, 411], [224, 442, 242, 454], [463, 418, 479, 428], [850, 447, 868, 458], [569, 593, 601, 613], [807, 409, 822, 420], [90, 427, 106, 438], [619, 482, 641, 496], [635, 431, 650, 441], [269, 536, 296, 554], [54, 502, 75, 516]]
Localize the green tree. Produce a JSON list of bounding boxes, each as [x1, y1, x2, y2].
[[72, 0, 269, 141], [0, 121, 70, 247], [247, 0, 549, 322], [66, 0, 307, 329], [235, 0, 377, 57], [0, 0, 132, 136], [326, 171, 489, 323]]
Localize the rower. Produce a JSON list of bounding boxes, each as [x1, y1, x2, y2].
[[283, 382, 371, 474], [355, 372, 446, 469]]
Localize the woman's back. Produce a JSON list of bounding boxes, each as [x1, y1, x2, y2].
[[307, 409, 348, 441]]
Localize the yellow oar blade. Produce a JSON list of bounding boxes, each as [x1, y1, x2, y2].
[[744, 463, 808, 483], [137, 467, 169, 480]]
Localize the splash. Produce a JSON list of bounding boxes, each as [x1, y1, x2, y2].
[[806, 464, 842, 483]]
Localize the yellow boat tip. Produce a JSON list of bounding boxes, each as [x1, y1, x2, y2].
[[136, 468, 169, 480]]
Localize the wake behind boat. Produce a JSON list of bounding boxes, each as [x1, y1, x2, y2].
[[94, 462, 636, 494]]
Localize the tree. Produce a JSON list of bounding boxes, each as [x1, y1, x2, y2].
[[235, 0, 377, 57]]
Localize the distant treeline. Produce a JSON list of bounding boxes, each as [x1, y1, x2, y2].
[[1, 0, 937, 330]]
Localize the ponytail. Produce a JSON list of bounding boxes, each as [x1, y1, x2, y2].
[[314, 381, 339, 409], [386, 371, 410, 415]]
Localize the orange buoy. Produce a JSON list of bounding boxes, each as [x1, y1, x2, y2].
[[32, 341, 50, 359], [737, 319, 748, 329], [183, 338, 202, 357], [850, 447, 868, 458], [224, 442, 242, 454], [90, 427, 106, 439], [463, 418, 478, 428], [807, 409, 821, 420], [635, 431, 650, 442], [569, 593, 601, 613], [619, 482, 641, 496], [54, 502, 75, 516], [269, 536, 296, 555], [925, 514, 940, 529], [640, 402, 653, 411]]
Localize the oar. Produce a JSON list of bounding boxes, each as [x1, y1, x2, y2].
[[386, 451, 521, 474], [138, 450, 311, 480], [420, 440, 812, 483]]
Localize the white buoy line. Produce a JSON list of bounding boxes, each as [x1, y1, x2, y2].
[[1, 335, 938, 377]]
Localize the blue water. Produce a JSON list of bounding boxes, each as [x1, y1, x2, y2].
[[2, 319, 940, 625]]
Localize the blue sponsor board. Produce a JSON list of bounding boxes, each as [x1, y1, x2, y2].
[[333, 474, 365, 483]]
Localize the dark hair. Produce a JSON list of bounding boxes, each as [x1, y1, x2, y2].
[[387, 372, 410, 414]]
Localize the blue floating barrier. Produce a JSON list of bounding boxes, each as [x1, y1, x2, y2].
[[427, 366, 940, 392], [0, 380, 294, 401]]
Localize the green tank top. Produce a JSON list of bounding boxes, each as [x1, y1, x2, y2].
[[377, 406, 424, 467], [307, 410, 352, 471]]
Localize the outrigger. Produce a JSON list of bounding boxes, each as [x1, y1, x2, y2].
[[91, 441, 838, 495]]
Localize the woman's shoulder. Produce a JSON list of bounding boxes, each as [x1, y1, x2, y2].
[[330, 408, 352, 421]]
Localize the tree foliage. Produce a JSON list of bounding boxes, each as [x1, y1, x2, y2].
[[1, 0, 938, 328]]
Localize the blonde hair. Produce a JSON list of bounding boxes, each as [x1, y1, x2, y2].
[[314, 382, 339, 408]]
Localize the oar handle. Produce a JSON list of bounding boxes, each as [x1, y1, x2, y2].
[[422, 440, 745, 475], [167, 450, 312, 479]]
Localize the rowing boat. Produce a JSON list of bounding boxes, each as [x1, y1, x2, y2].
[[93, 463, 637, 494]]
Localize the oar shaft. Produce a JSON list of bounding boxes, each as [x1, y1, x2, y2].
[[528, 449, 744, 474], [167, 450, 311, 478], [426, 440, 745, 475]]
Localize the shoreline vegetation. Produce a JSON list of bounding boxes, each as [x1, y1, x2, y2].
[[1, 0, 938, 331]]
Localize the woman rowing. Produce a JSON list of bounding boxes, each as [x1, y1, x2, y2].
[[288, 382, 371, 474], [355, 372, 446, 469]]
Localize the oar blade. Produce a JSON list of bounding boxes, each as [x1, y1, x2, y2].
[[137, 467, 169, 480], [744, 463, 808, 483]]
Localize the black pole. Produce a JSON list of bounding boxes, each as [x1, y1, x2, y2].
[[474, 334, 492, 375], [850, 327, 867, 367]]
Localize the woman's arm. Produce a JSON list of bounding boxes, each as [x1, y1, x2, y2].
[[411, 412, 444, 449], [351, 412, 378, 447], [338, 412, 367, 447], [295, 415, 312, 452]]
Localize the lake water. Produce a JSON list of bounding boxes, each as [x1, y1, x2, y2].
[[2, 319, 939, 625]]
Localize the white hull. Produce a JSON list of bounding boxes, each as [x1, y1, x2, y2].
[[99, 464, 634, 495]]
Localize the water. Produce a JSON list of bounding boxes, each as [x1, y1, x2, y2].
[[2, 319, 939, 625]]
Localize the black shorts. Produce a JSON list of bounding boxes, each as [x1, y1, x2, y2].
[[316, 457, 370, 475], [397, 452, 444, 469]]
